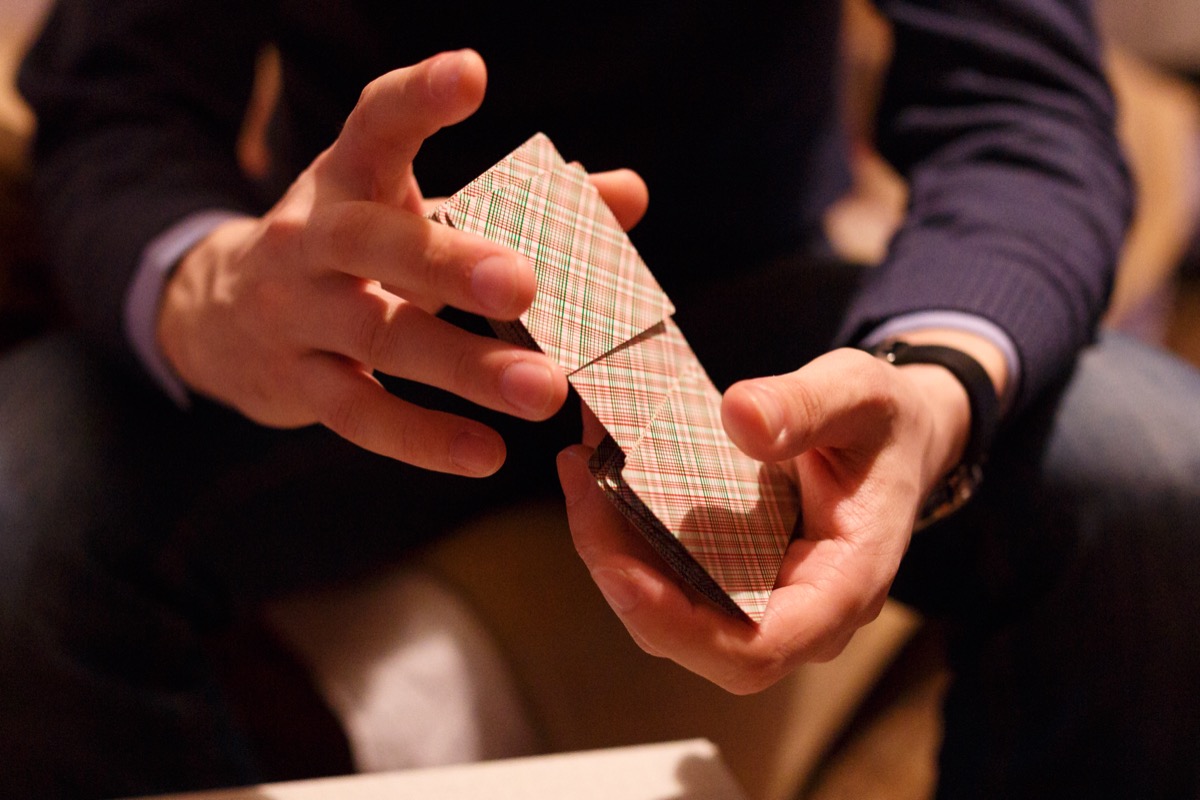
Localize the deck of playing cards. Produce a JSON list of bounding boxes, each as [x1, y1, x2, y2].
[[430, 134, 800, 622]]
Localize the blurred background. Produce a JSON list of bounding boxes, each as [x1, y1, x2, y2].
[[830, 0, 1200, 369], [0, 0, 40, 137], [3, 0, 1200, 360]]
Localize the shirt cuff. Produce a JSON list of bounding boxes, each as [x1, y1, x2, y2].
[[122, 210, 248, 406], [858, 311, 1021, 415]]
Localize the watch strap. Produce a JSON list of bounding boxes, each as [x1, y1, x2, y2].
[[868, 341, 1000, 529]]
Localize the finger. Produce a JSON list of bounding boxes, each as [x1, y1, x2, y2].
[[721, 348, 894, 463], [588, 169, 649, 231], [763, 535, 887, 655], [316, 49, 487, 204], [299, 352, 506, 476], [559, 443, 890, 692], [304, 201, 535, 320], [808, 576, 890, 663], [579, 404, 607, 447], [558, 446, 789, 693], [307, 283, 567, 421]]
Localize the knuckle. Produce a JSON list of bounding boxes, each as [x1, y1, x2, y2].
[[247, 277, 291, 327], [723, 670, 773, 696], [259, 213, 306, 256], [786, 379, 825, 427], [832, 586, 864, 625], [309, 202, 375, 259], [352, 298, 397, 365], [332, 201, 377, 245], [345, 75, 411, 156], [319, 387, 368, 444], [348, 79, 384, 136], [821, 567, 869, 623], [450, 345, 482, 393], [811, 633, 854, 664], [417, 230, 463, 293], [721, 651, 785, 695]]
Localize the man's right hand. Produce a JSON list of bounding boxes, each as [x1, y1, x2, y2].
[[157, 50, 645, 477]]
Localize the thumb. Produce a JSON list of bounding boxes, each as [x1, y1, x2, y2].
[[721, 348, 894, 462], [316, 49, 487, 204]]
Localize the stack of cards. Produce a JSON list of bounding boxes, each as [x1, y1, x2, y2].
[[430, 134, 800, 622]]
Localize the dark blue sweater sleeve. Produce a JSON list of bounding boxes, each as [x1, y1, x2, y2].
[[17, 0, 270, 367], [842, 0, 1133, 413]]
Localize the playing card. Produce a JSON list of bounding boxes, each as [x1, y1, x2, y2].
[[430, 134, 800, 621]]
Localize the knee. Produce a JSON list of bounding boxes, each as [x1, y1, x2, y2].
[[1042, 333, 1200, 503], [0, 332, 185, 541]]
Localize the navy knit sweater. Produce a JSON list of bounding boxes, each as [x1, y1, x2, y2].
[[19, 0, 1131, 413]]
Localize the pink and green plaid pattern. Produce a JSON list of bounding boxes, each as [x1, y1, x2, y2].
[[431, 134, 800, 621]]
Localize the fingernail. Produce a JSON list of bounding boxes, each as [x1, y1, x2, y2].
[[427, 50, 467, 101], [471, 255, 522, 316], [591, 567, 640, 613], [501, 359, 558, 417], [449, 430, 503, 476], [744, 384, 784, 438]]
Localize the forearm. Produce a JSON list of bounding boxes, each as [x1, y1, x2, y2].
[[847, 0, 1132, 412]]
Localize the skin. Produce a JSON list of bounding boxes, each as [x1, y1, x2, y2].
[[558, 330, 1008, 694], [157, 49, 648, 477], [159, 47, 1011, 693]]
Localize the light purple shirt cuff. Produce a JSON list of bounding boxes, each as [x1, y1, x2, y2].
[[859, 311, 1020, 415], [122, 210, 248, 406]]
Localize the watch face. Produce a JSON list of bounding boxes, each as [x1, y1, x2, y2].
[[915, 463, 983, 532]]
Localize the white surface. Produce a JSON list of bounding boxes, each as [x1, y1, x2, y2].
[[263, 570, 538, 773], [145, 739, 751, 800]]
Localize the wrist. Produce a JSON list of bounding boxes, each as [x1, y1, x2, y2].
[[126, 210, 249, 404], [896, 362, 972, 483], [882, 328, 1008, 403], [157, 217, 256, 395], [868, 339, 1001, 529]]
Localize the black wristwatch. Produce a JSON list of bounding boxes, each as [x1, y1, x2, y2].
[[868, 341, 1000, 530]]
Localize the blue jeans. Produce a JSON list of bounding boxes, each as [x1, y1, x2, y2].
[[1, 320, 1197, 797], [907, 332, 1200, 798]]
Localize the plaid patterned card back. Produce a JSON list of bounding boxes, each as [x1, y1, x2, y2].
[[602, 355, 798, 621], [431, 134, 800, 622], [430, 132, 562, 226], [441, 162, 674, 373], [569, 320, 689, 451]]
